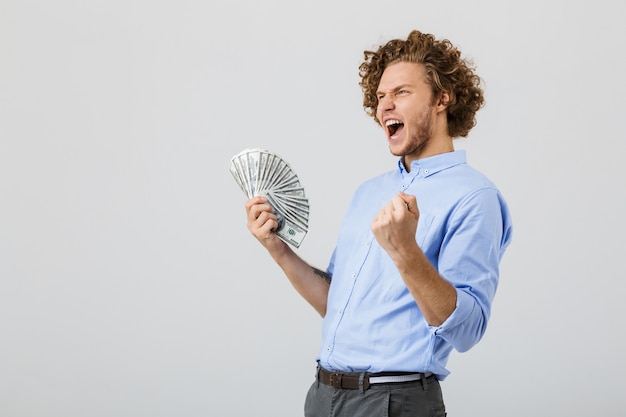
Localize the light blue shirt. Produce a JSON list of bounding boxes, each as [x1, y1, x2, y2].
[[318, 150, 513, 380]]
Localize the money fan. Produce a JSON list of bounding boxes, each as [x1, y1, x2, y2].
[[229, 148, 309, 248]]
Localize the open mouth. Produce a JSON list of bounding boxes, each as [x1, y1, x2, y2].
[[386, 119, 404, 138]]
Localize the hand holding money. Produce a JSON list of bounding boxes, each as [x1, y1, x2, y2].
[[245, 195, 287, 253], [230, 148, 309, 248]]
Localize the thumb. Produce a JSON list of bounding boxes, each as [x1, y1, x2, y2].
[[398, 192, 418, 215]]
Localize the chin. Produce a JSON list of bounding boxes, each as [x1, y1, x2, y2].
[[388, 142, 408, 157]]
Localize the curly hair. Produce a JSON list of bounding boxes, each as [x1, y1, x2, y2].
[[359, 30, 485, 138]]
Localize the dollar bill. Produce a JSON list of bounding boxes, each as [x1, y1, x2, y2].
[[229, 147, 309, 248]]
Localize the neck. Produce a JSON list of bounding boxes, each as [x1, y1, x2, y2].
[[403, 134, 453, 172]]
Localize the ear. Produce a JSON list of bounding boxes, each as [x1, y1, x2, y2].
[[436, 91, 450, 112]]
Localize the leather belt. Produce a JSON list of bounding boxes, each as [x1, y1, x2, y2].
[[317, 366, 432, 390]]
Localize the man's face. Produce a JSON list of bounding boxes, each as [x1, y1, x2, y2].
[[375, 61, 437, 161]]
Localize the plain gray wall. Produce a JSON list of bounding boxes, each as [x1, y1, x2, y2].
[[1, 0, 625, 416]]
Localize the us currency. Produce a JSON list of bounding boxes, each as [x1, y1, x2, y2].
[[229, 147, 309, 248], [274, 217, 308, 248]]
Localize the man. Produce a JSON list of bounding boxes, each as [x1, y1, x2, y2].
[[244, 30, 513, 417]]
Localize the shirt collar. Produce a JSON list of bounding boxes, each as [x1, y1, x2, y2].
[[397, 150, 467, 178]]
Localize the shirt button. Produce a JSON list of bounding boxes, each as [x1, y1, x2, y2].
[[352, 274, 356, 279], [424, 169, 429, 174], [326, 346, 331, 351]]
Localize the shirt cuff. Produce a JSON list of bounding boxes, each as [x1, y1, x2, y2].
[[429, 288, 475, 335]]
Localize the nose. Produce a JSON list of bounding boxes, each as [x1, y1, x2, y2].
[[377, 94, 395, 114]]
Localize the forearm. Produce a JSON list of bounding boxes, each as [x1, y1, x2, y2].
[[245, 196, 330, 316], [394, 242, 456, 326], [271, 245, 330, 317]]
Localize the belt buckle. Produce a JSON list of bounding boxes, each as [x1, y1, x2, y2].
[[329, 373, 342, 388]]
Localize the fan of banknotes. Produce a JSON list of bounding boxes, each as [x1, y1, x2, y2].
[[229, 148, 309, 248]]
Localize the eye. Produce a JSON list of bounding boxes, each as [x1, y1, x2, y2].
[[397, 89, 409, 95]]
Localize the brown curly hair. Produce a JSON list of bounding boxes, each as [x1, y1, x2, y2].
[[359, 30, 485, 138]]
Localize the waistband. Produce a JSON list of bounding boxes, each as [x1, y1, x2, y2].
[[316, 366, 433, 391]]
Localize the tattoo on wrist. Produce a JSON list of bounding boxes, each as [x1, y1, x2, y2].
[[313, 267, 332, 285]]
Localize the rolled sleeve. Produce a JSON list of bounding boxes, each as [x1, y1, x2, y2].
[[430, 288, 485, 352], [429, 187, 512, 352]]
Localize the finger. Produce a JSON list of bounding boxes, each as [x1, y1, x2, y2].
[[252, 209, 278, 228], [244, 195, 268, 212], [250, 211, 280, 239], [372, 205, 386, 226], [398, 192, 418, 215], [390, 194, 407, 211], [260, 218, 277, 239], [379, 199, 395, 219], [247, 201, 274, 222], [383, 202, 395, 223]]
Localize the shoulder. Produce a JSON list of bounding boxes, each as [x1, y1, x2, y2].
[[353, 169, 398, 194]]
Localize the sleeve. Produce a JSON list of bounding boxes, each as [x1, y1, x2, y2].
[[429, 187, 513, 352], [327, 247, 337, 277]]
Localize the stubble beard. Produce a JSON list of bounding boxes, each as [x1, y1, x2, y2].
[[389, 105, 434, 159]]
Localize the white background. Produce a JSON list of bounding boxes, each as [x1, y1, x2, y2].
[[1, 1, 625, 416]]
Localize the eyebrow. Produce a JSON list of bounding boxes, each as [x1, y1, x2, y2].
[[376, 84, 413, 95]]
